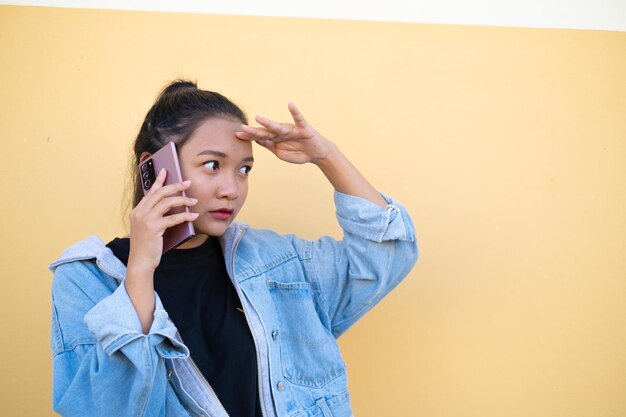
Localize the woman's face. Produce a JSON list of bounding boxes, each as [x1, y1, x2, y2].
[[177, 117, 253, 241]]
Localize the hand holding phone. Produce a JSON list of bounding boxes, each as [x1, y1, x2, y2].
[[139, 142, 195, 253]]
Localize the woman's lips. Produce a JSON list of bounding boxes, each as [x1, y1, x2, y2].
[[209, 208, 234, 220]]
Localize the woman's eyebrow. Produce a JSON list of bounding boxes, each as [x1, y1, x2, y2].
[[197, 149, 254, 163], [196, 149, 227, 158]]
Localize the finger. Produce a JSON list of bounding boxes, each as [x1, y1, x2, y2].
[[142, 179, 191, 209], [144, 168, 169, 197], [163, 211, 200, 228], [152, 168, 167, 188], [153, 195, 198, 217], [135, 168, 167, 209], [235, 130, 255, 141], [154, 180, 192, 198], [236, 125, 274, 141], [288, 102, 308, 128], [255, 114, 293, 136]]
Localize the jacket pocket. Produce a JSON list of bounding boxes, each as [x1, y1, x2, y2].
[[267, 280, 346, 388]]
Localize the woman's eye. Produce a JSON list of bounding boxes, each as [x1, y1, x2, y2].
[[239, 165, 252, 176], [204, 161, 219, 171]]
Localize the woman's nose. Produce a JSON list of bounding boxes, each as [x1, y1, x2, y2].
[[216, 174, 239, 199]]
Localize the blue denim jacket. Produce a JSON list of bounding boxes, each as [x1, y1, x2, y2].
[[49, 191, 418, 417]]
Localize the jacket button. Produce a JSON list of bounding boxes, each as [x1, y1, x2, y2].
[[271, 330, 279, 340], [277, 381, 285, 391]]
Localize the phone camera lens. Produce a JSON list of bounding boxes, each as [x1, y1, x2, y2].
[[143, 179, 152, 189], [141, 163, 148, 172], [142, 171, 150, 180]]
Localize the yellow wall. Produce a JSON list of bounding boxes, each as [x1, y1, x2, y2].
[[1, 5, 625, 416]]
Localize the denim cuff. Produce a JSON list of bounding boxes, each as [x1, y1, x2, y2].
[[334, 191, 416, 243], [84, 281, 189, 358]]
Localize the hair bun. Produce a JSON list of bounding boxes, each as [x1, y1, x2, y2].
[[160, 79, 197, 96]]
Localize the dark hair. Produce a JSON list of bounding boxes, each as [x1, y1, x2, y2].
[[130, 80, 248, 208]]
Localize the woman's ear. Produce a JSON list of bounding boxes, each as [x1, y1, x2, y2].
[[139, 152, 152, 163]]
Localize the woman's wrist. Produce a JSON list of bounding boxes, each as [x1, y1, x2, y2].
[[126, 263, 154, 282], [127, 248, 159, 277], [124, 261, 156, 334], [311, 139, 340, 167]]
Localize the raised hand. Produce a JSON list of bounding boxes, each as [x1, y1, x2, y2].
[[235, 102, 335, 165], [236, 101, 387, 208]]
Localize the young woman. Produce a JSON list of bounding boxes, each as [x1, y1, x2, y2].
[[49, 80, 418, 417]]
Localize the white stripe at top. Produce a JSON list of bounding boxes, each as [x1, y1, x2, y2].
[[1, 0, 625, 32]]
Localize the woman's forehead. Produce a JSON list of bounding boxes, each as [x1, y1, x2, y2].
[[182, 117, 252, 158]]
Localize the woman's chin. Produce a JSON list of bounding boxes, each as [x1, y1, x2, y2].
[[193, 218, 234, 237]]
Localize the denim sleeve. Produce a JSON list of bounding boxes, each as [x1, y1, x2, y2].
[[50, 261, 189, 417], [296, 191, 418, 337]]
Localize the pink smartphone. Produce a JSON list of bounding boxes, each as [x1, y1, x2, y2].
[[139, 141, 195, 253]]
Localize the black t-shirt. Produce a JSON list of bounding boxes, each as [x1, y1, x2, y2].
[[107, 237, 263, 417]]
